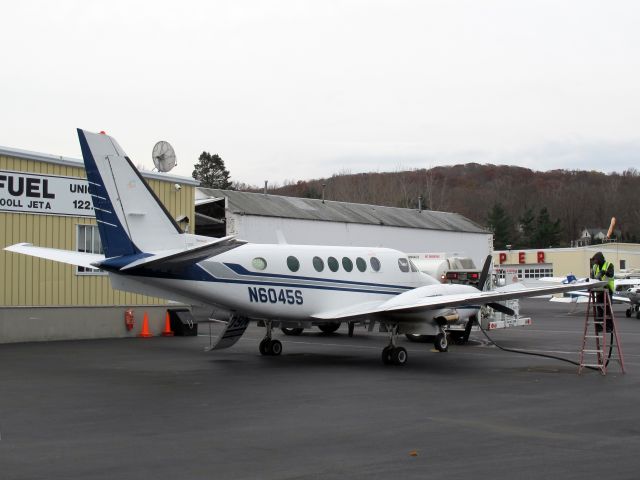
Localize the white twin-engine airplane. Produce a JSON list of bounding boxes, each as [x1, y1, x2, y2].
[[5, 130, 606, 366]]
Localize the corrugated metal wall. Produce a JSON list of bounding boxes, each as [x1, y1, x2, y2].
[[0, 154, 195, 307]]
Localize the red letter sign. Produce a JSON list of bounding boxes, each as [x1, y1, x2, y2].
[[499, 253, 507, 264], [518, 252, 525, 264], [537, 251, 545, 263]]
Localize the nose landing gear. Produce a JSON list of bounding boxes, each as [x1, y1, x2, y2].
[[381, 324, 408, 366], [259, 321, 282, 356]]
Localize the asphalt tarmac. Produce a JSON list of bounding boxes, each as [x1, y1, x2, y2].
[[1, 298, 640, 480]]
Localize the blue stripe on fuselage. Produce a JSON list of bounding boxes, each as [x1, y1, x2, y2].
[[123, 263, 408, 295], [223, 262, 413, 291]]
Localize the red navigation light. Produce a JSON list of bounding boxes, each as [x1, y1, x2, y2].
[[99, 131, 106, 135]]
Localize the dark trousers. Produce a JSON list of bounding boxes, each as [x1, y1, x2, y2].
[[595, 290, 613, 331]]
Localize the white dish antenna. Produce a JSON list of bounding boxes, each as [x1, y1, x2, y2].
[[152, 141, 177, 172]]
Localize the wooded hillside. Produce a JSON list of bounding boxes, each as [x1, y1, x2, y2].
[[262, 164, 640, 247]]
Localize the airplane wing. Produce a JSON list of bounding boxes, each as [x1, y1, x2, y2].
[[4, 243, 105, 269], [549, 296, 589, 304], [312, 280, 606, 320], [548, 289, 631, 304]]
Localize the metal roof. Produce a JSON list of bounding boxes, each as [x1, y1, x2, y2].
[[0, 145, 200, 186], [198, 188, 488, 234]]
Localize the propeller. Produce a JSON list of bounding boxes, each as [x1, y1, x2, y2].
[[477, 255, 515, 315], [486, 302, 516, 316], [478, 255, 492, 292]]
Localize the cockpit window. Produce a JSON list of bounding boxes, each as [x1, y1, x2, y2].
[[252, 257, 267, 271], [398, 258, 410, 273], [313, 256, 324, 272], [328, 256, 339, 272], [409, 260, 418, 272], [370, 257, 381, 272], [287, 256, 300, 272]]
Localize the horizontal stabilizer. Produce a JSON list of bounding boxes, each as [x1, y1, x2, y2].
[[109, 236, 246, 271], [4, 243, 105, 269]]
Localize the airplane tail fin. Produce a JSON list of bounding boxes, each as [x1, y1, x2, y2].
[[77, 129, 184, 258]]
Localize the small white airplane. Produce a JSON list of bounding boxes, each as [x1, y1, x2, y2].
[[4, 130, 606, 365], [546, 275, 640, 318]]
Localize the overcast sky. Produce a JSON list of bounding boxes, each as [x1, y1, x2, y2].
[[2, 1, 639, 185]]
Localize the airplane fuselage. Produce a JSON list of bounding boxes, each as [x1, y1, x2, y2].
[[115, 243, 480, 327]]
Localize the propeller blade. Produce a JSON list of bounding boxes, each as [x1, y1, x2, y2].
[[478, 255, 492, 291], [487, 302, 515, 316]]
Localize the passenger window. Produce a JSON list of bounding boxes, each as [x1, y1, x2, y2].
[[287, 256, 300, 272], [370, 257, 381, 272], [252, 257, 267, 271], [328, 256, 339, 272], [398, 258, 410, 273], [356, 257, 367, 272], [313, 256, 324, 272], [342, 257, 353, 272]]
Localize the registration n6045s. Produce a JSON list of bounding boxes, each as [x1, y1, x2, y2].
[[248, 287, 303, 305]]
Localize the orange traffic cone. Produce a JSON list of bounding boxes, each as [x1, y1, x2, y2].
[[138, 312, 153, 338], [161, 311, 174, 337]]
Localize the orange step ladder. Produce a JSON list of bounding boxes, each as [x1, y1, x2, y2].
[[579, 290, 625, 375]]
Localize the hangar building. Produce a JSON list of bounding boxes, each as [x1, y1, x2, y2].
[[493, 244, 640, 281], [195, 188, 492, 267], [0, 145, 198, 343]]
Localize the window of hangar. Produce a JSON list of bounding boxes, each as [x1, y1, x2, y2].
[[496, 263, 554, 280]]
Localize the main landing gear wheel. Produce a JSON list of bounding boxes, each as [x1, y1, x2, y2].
[[636, 311, 640, 320], [318, 322, 340, 334], [435, 332, 448, 352], [626, 308, 632, 318], [392, 346, 408, 366], [281, 327, 304, 336], [259, 338, 282, 356], [382, 345, 408, 366]]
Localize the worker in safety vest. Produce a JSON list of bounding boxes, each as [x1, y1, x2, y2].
[[590, 251, 614, 332]]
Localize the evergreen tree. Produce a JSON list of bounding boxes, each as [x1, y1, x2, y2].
[[487, 203, 514, 250], [192, 152, 232, 189], [533, 207, 562, 247], [518, 207, 535, 247]]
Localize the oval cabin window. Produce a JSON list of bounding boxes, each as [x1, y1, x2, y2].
[[287, 256, 300, 272]]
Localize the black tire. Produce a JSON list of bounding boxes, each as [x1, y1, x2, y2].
[[636, 311, 640, 320], [435, 333, 448, 352], [259, 339, 271, 356], [281, 327, 304, 336], [318, 322, 340, 334], [392, 346, 408, 366], [405, 334, 432, 343], [381, 345, 394, 365], [626, 309, 632, 318], [270, 339, 282, 356]]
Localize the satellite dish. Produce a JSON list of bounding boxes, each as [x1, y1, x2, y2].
[[152, 141, 177, 172]]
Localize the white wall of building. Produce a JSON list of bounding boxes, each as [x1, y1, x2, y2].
[[228, 214, 492, 267]]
